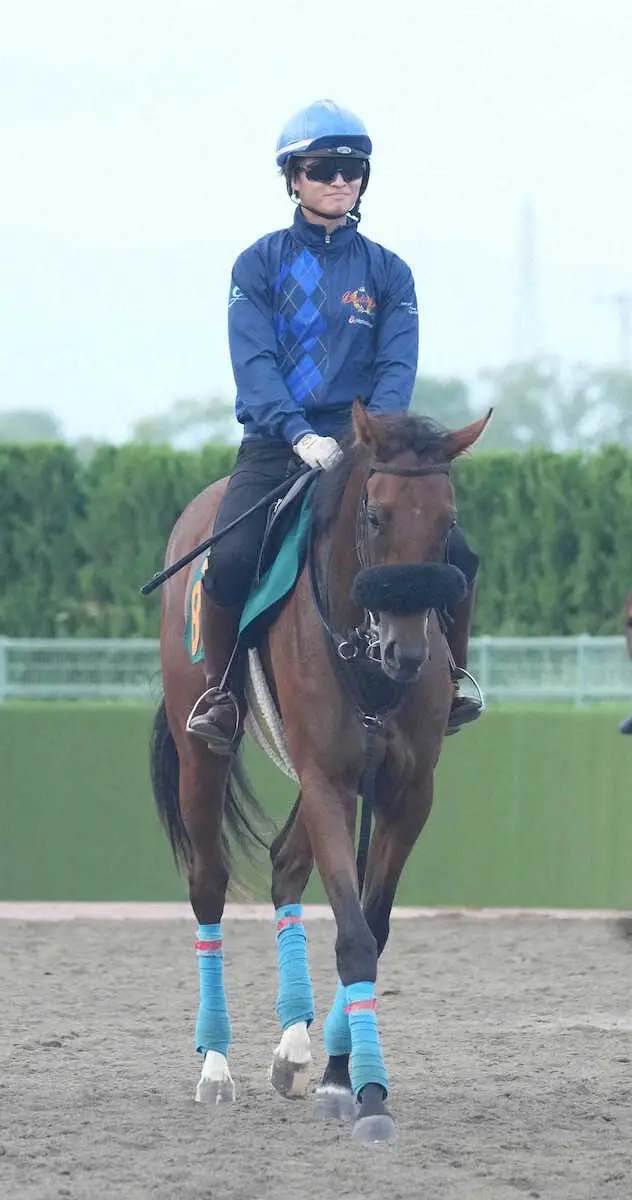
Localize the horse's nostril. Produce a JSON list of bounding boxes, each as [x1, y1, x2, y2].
[[383, 642, 428, 677], [383, 641, 397, 668]]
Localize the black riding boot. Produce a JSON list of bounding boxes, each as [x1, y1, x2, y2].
[[187, 590, 243, 754], [446, 578, 484, 734]]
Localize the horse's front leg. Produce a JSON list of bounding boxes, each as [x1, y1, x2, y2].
[[318, 758, 436, 1124], [300, 765, 396, 1143], [177, 748, 235, 1106], [270, 812, 356, 1120], [267, 794, 316, 1099], [362, 767, 435, 957]]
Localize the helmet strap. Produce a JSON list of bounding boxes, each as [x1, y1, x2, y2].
[[291, 193, 363, 224]]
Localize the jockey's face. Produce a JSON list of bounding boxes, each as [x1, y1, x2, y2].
[[292, 158, 363, 223]]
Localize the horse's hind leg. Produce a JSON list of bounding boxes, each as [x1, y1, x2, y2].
[[178, 749, 235, 1105], [268, 794, 316, 1099]]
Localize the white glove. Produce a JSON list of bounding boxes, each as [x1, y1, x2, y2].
[[294, 433, 344, 471]]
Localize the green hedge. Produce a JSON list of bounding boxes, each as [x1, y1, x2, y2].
[[0, 445, 86, 636], [1, 442, 630, 636], [454, 445, 632, 634]]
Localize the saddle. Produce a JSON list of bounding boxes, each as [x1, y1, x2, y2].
[[184, 471, 315, 666], [238, 471, 316, 647], [255, 469, 315, 585]]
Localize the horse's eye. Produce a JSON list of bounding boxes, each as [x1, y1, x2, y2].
[[367, 510, 381, 530]]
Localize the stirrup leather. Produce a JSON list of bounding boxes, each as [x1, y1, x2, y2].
[[186, 686, 241, 741]]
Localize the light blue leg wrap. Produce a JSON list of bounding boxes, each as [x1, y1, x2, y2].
[[275, 904, 315, 1032], [346, 981, 388, 1098], [323, 978, 351, 1056], [195, 923, 231, 1057]]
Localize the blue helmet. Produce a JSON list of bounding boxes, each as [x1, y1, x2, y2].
[[276, 99, 372, 166]]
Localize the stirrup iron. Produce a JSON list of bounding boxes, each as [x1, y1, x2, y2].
[[186, 686, 241, 740], [451, 665, 486, 713]]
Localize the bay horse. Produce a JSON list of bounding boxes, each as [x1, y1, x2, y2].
[[150, 400, 490, 1142]]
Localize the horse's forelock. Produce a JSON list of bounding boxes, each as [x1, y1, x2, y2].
[[311, 411, 452, 537], [366, 411, 451, 463]]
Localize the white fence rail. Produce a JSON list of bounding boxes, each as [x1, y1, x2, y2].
[[0, 636, 630, 706]]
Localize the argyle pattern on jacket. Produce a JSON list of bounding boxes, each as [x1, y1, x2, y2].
[[274, 248, 328, 406]]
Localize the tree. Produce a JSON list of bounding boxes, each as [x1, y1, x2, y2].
[[565, 366, 632, 452], [132, 395, 239, 448], [410, 376, 474, 429], [474, 359, 562, 451], [0, 409, 64, 442], [474, 359, 632, 454]]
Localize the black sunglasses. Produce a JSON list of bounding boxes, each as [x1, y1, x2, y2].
[[299, 157, 367, 184]]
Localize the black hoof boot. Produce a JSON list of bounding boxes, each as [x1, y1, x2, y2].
[[352, 1083, 396, 1144], [314, 1055, 356, 1120]]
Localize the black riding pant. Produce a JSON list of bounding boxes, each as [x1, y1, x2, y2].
[[203, 439, 479, 609], [203, 440, 296, 608], [448, 523, 479, 589]]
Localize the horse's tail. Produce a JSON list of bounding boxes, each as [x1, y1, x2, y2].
[[150, 698, 191, 871], [150, 698, 269, 876], [224, 752, 270, 864]]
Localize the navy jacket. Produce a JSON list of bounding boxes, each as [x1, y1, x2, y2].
[[228, 208, 419, 444]]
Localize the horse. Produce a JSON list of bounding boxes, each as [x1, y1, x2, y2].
[[150, 400, 490, 1143]]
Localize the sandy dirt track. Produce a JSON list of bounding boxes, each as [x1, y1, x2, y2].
[[2, 913, 632, 1199]]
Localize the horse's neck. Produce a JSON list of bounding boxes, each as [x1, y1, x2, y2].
[[319, 461, 366, 633]]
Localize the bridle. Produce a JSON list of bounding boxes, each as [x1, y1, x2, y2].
[[355, 458, 453, 574], [309, 454, 453, 677]]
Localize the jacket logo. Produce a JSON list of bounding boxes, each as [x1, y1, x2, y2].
[[342, 287, 376, 326], [228, 285, 245, 309]]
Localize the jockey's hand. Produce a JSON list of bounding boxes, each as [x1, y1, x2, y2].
[[294, 433, 343, 471]]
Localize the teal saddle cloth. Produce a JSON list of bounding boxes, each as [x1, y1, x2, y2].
[[185, 485, 314, 664]]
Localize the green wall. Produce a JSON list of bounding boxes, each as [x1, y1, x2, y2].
[[2, 703, 632, 908]]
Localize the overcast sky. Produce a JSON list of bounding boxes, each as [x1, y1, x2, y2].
[[1, 0, 631, 440]]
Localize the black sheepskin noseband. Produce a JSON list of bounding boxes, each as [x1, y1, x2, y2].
[[350, 563, 467, 616]]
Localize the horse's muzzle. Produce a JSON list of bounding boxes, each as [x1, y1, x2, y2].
[[351, 563, 467, 616], [381, 637, 429, 682]]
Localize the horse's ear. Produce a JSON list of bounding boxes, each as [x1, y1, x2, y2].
[[444, 409, 493, 459], [352, 398, 384, 455]]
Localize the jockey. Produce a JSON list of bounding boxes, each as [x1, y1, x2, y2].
[[188, 99, 482, 751]]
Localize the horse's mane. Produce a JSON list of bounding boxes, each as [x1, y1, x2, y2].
[[310, 411, 452, 539]]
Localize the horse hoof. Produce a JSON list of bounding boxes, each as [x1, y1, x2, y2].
[[268, 1048, 312, 1099], [269, 1022, 312, 1099], [194, 1051, 235, 1105], [195, 1076, 236, 1105], [352, 1113, 397, 1144], [313, 1084, 357, 1121]]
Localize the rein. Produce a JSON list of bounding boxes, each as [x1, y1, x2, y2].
[[308, 454, 453, 894]]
